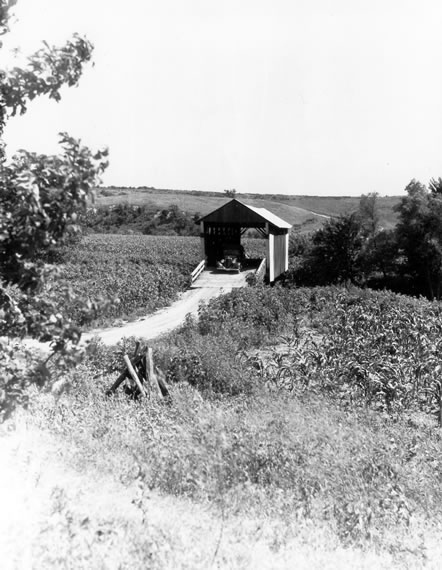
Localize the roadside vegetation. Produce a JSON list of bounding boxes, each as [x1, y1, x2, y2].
[[20, 284, 442, 567]]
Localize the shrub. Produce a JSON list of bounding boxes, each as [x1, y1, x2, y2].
[[161, 333, 254, 396]]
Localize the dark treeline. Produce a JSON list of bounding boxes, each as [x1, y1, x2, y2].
[[81, 203, 200, 236], [289, 178, 442, 300]]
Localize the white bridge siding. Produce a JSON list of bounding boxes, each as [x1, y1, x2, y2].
[[285, 233, 289, 271], [267, 229, 275, 283], [273, 233, 288, 278], [265, 232, 288, 282]]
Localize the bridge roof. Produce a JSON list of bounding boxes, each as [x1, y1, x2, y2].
[[199, 199, 291, 230]]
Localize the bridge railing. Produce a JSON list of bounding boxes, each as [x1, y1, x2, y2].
[[255, 258, 267, 282], [190, 259, 206, 284]]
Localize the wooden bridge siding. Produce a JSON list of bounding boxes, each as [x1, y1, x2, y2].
[[273, 233, 287, 279]]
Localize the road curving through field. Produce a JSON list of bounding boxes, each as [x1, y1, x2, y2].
[[83, 268, 255, 345], [83, 283, 232, 346], [21, 270, 251, 353]]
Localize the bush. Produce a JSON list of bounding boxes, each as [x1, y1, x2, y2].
[[164, 334, 254, 395], [196, 286, 300, 348]]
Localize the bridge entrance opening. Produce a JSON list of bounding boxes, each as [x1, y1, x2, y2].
[[198, 199, 291, 283]]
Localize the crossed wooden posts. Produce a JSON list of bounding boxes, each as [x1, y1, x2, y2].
[[106, 341, 170, 400]]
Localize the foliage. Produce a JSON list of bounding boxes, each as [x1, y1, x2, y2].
[[81, 202, 200, 236], [196, 286, 300, 347], [0, 0, 108, 418], [143, 204, 200, 236], [81, 202, 158, 234], [288, 231, 312, 257], [360, 229, 399, 279], [290, 181, 442, 300], [293, 213, 364, 286], [395, 179, 442, 300], [358, 192, 379, 237], [0, 134, 108, 288], [163, 333, 254, 395], [53, 235, 200, 325], [14, 281, 442, 562], [1, 34, 94, 119], [140, 286, 301, 396], [429, 177, 442, 195], [138, 278, 442, 422], [250, 286, 442, 420]]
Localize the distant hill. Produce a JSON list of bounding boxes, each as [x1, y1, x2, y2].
[[94, 187, 400, 232]]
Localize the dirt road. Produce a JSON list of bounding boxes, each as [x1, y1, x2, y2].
[[84, 268, 257, 346], [83, 284, 231, 346], [22, 269, 251, 353]]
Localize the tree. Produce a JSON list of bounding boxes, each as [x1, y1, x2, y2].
[[394, 179, 442, 300], [224, 188, 237, 199], [0, 0, 109, 419], [297, 213, 364, 285], [429, 177, 442, 196], [359, 229, 401, 293], [358, 192, 379, 238]]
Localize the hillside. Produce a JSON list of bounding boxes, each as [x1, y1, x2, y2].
[[95, 187, 400, 231]]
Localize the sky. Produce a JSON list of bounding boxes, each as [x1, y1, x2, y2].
[[1, 0, 442, 196]]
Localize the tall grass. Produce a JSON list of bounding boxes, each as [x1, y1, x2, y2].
[[28, 363, 442, 565], [17, 283, 442, 566]]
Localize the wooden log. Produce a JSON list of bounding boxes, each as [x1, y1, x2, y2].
[[137, 355, 148, 383], [147, 347, 163, 399], [106, 353, 144, 395], [156, 368, 171, 399], [106, 369, 129, 396], [133, 340, 141, 359], [124, 354, 147, 398]]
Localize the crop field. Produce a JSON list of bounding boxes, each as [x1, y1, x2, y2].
[[55, 234, 200, 325], [56, 234, 267, 326], [244, 286, 442, 416]]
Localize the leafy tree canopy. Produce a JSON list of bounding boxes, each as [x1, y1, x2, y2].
[[394, 179, 442, 299], [0, 0, 109, 419]]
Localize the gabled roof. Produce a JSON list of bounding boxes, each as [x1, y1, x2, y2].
[[199, 199, 291, 230], [244, 204, 292, 229]]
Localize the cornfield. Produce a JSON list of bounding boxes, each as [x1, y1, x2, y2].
[[248, 287, 442, 419]]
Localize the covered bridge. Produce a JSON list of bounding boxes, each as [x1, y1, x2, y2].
[[197, 199, 292, 282]]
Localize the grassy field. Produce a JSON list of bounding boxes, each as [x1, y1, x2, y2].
[[94, 187, 400, 230], [10, 284, 442, 568]]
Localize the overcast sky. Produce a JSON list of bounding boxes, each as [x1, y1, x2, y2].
[[2, 0, 442, 195]]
